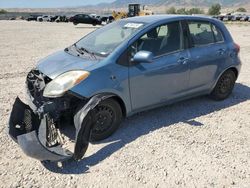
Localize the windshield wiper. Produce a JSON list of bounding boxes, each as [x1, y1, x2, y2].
[[73, 44, 97, 60], [73, 44, 84, 55], [79, 47, 97, 60]]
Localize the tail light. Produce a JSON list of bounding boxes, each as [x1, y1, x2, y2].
[[234, 43, 240, 53]]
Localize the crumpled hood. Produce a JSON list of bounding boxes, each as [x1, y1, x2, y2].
[[37, 50, 99, 79]]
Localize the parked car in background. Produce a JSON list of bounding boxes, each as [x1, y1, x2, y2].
[[90, 14, 115, 24], [100, 15, 115, 23], [8, 15, 241, 162], [69, 14, 102, 26], [26, 15, 42, 21], [37, 15, 52, 22], [89, 14, 98, 18], [214, 12, 250, 22], [217, 14, 226, 21], [222, 14, 234, 21], [240, 15, 249, 21], [231, 12, 246, 21], [213, 13, 234, 22], [50, 15, 59, 22], [55, 15, 69, 23]]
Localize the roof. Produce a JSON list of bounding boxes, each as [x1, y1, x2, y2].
[[123, 14, 214, 24]]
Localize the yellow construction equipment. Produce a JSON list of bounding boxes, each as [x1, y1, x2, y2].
[[112, 4, 153, 21]]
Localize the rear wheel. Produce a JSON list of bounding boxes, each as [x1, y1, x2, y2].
[[210, 70, 236, 100], [90, 98, 122, 141]]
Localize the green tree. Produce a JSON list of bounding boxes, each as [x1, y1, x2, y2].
[[187, 8, 205, 15], [166, 7, 176, 14], [208, 3, 221, 15], [236, 7, 247, 12], [176, 8, 187, 15], [0, 9, 7, 14]]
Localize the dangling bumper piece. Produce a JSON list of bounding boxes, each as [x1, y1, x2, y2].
[[8, 69, 114, 162], [8, 93, 113, 162]]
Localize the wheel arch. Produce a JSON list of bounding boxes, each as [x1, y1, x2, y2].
[[87, 92, 127, 118], [110, 95, 127, 118], [211, 66, 239, 93], [227, 67, 238, 79]]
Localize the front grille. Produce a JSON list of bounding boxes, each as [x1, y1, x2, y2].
[[46, 115, 60, 147]]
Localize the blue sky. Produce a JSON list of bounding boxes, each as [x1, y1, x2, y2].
[[0, 0, 115, 8]]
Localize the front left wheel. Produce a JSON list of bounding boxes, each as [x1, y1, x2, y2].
[[90, 98, 123, 141]]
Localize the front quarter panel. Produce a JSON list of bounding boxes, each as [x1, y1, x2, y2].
[[70, 62, 131, 115]]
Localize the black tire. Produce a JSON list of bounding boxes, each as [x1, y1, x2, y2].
[[90, 98, 122, 141], [92, 22, 97, 26], [210, 70, 236, 101]]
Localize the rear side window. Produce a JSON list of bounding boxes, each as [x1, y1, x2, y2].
[[211, 24, 224, 42], [187, 21, 225, 47], [188, 21, 214, 46]]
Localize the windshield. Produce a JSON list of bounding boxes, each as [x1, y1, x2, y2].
[[76, 21, 145, 57]]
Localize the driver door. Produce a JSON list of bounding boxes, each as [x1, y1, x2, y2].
[[129, 21, 190, 110]]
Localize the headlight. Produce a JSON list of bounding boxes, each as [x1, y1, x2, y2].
[[43, 70, 90, 98]]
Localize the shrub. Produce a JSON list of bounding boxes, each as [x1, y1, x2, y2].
[[187, 8, 205, 15], [236, 7, 247, 12], [0, 9, 7, 14], [208, 4, 221, 15], [166, 7, 176, 14]]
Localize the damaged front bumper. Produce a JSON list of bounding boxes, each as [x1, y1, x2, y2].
[[9, 97, 73, 161], [8, 70, 112, 162]]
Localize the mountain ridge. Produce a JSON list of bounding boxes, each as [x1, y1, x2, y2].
[[4, 0, 250, 13], [92, 0, 250, 8]]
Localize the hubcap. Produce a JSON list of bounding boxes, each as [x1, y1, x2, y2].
[[92, 105, 114, 134], [219, 76, 232, 94]]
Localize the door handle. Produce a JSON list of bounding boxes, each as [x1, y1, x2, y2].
[[178, 57, 189, 65]]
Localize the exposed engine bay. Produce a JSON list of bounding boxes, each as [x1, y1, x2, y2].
[[8, 70, 113, 162]]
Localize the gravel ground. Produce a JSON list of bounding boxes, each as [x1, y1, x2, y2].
[[0, 21, 249, 188]]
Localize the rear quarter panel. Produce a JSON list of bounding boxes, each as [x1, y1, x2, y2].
[[209, 19, 242, 91]]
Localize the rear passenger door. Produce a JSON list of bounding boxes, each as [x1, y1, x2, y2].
[[186, 20, 227, 92]]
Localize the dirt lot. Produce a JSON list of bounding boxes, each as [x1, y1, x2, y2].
[[0, 21, 249, 188]]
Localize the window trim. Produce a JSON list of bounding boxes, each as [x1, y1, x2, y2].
[[117, 20, 188, 66], [210, 23, 225, 44], [129, 21, 184, 60], [154, 21, 185, 59], [186, 20, 225, 49]]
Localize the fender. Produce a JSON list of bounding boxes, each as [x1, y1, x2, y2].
[[210, 65, 241, 93]]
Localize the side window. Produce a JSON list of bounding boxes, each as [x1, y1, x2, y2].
[[130, 21, 181, 57], [157, 25, 168, 37], [188, 21, 215, 46], [211, 24, 224, 42]]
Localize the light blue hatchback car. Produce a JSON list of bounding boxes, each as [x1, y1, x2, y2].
[[9, 15, 241, 161]]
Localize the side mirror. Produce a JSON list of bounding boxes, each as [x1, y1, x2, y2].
[[132, 51, 153, 63]]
